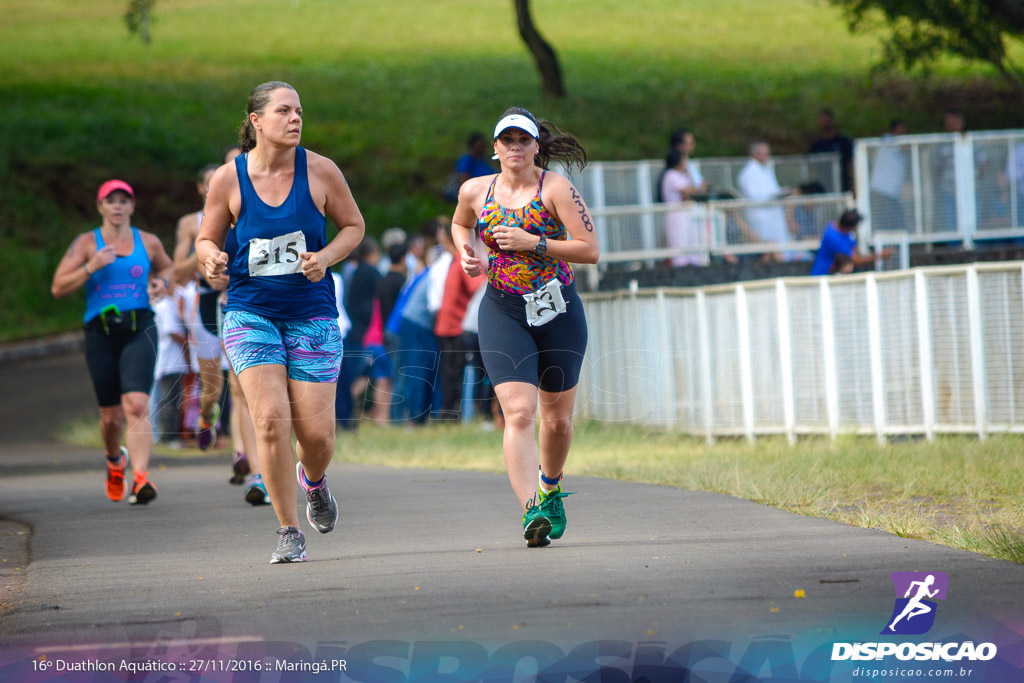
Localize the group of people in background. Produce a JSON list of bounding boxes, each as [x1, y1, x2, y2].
[[652, 106, 1001, 274], [333, 216, 499, 431], [51, 82, 600, 561]]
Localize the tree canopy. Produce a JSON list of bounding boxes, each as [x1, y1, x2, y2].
[[831, 0, 1024, 92]]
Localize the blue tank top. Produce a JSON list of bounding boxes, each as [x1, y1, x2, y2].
[[224, 147, 337, 320], [83, 227, 152, 323]]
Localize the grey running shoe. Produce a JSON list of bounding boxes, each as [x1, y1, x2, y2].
[[270, 526, 307, 564], [296, 462, 339, 534]]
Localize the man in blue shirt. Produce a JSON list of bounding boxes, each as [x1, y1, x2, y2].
[[444, 133, 496, 202], [811, 209, 891, 275]]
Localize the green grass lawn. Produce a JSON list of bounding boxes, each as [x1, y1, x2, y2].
[[333, 422, 1024, 564], [4, 0, 1022, 340], [59, 415, 1024, 563]]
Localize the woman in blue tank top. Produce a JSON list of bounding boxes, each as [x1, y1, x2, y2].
[[196, 81, 365, 564], [51, 179, 175, 506]]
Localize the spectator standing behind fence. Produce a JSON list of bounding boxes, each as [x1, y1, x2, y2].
[[999, 140, 1024, 227], [810, 209, 891, 276], [737, 141, 800, 262], [935, 109, 966, 234], [869, 119, 910, 232], [434, 232, 486, 420], [830, 252, 854, 275], [808, 107, 854, 192], [660, 148, 706, 266], [668, 129, 708, 195], [936, 109, 997, 236]]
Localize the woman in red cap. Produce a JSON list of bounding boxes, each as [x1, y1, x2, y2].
[[51, 179, 175, 505]]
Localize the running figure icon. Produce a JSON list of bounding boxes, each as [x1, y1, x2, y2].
[[888, 574, 939, 632]]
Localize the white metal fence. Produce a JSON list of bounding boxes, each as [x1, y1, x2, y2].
[[568, 153, 842, 209], [855, 129, 1024, 248], [592, 193, 854, 267], [576, 262, 1024, 441]]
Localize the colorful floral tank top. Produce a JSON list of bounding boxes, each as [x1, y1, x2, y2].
[[477, 171, 574, 295]]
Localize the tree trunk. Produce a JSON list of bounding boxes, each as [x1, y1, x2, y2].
[[139, 6, 151, 44], [513, 0, 565, 98]]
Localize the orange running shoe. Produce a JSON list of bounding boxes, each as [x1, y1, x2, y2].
[[128, 470, 157, 505], [105, 446, 129, 502]]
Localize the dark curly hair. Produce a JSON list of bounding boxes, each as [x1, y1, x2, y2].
[[497, 107, 588, 174]]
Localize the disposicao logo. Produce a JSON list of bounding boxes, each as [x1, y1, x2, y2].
[[831, 571, 998, 663], [882, 571, 948, 635]]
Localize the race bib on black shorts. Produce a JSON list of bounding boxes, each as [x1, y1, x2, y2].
[[523, 278, 567, 327]]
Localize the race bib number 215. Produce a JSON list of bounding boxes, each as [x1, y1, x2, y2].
[[248, 230, 306, 277]]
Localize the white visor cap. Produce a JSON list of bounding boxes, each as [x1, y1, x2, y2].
[[493, 114, 539, 140]]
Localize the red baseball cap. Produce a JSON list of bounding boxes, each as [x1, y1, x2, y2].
[[97, 179, 134, 201]]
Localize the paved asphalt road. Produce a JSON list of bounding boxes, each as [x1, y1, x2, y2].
[[0, 351, 1021, 681]]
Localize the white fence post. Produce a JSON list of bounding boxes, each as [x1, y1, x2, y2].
[[957, 136, 976, 249], [590, 163, 607, 265], [865, 274, 887, 444], [910, 142, 923, 237], [776, 280, 796, 444], [736, 284, 756, 442], [637, 163, 656, 255], [696, 290, 715, 444], [966, 267, 988, 439], [819, 279, 840, 438], [854, 139, 872, 250], [914, 271, 936, 441], [655, 289, 678, 428]]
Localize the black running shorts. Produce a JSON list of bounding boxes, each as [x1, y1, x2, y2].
[[83, 309, 158, 407], [477, 280, 587, 394]]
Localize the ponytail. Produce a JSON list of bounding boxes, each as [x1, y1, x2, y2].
[[237, 80, 297, 154], [238, 117, 257, 153], [498, 107, 588, 174]]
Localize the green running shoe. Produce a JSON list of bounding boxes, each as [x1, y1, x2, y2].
[[522, 498, 551, 548], [539, 486, 573, 540]]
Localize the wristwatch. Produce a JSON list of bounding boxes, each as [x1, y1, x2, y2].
[[533, 232, 547, 256]]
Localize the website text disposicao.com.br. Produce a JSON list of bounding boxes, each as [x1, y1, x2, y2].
[[850, 665, 977, 678], [837, 640, 996, 679]]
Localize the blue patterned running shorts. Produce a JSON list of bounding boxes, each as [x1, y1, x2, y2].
[[222, 310, 342, 383]]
